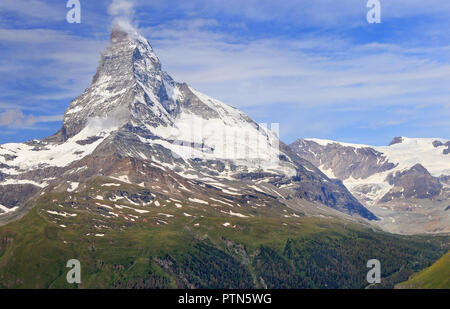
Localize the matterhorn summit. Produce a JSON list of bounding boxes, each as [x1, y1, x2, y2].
[[0, 25, 377, 225]]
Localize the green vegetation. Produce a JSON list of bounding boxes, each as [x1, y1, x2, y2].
[[396, 252, 450, 289], [0, 180, 448, 289]]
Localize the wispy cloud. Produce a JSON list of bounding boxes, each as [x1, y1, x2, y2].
[[0, 27, 107, 110], [108, 0, 138, 32], [144, 19, 450, 109], [0, 0, 63, 21], [0, 109, 62, 128]]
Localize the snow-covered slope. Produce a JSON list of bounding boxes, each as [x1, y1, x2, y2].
[[306, 137, 450, 177], [0, 24, 377, 223], [290, 137, 450, 234]]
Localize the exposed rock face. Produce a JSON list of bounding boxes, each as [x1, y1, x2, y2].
[[381, 164, 442, 202], [0, 24, 377, 225], [290, 137, 450, 234], [0, 184, 40, 209], [389, 137, 404, 146], [291, 139, 396, 180], [433, 140, 450, 155]]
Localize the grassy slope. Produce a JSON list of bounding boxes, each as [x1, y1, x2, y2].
[[0, 180, 448, 289], [396, 252, 450, 289]]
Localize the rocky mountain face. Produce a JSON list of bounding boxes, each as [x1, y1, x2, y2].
[[290, 137, 450, 234], [0, 25, 377, 229]]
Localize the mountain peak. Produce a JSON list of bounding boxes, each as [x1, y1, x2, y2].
[[59, 24, 167, 140], [110, 24, 131, 43], [110, 21, 140, 44], [389, 136, 404, 146]]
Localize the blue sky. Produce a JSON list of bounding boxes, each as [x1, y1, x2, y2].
[[0, 0, 449, 145]]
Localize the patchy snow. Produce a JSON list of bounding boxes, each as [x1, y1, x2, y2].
[[101, 183, 121, 187], [0, 179, 47, 188], [304, 138, 370, 149], [96, 203, 114, 210], [221, 188, 241, 196], [46, 210, 77, 217], [188, 198, 209, 205], [134, 209, 150, 214], [210, 198, 234, 207], [158, 213, 174, 218], [124, 196, 140, 206], [110, 175, 132, 184], [221, 210, 249, 218], [319, 165, 337, 179], [0, 124, 115, 172], [114, 204, 149, 214], [67, 182, 79, 192], [0, 204, 18, 214]]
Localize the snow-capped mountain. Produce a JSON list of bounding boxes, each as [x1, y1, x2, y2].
[[290, 137, 450, 234], [0, 24, 377, 226]]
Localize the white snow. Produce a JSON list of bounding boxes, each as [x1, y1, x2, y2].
[[46, 210, 77, 217], [114, 204, 149, 214], [209, 198, 234, 207], [96, 203, 114, 210], [221, 210, 249, 218], [67, 182, 79, 192], [309, 137, 450, 177], [308, 137, 450, 206], [188, 198, 209, 205], [0, 204, 18, 214], [158, 213, 174, 218], [220, 188, 241, 196], [0, 179, 47, 188], [110, 175, 132, 184], [0, 124, 115, 171], [101, 183, 121, 187]]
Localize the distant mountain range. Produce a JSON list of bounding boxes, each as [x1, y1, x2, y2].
[[290, 137, 450, 234]]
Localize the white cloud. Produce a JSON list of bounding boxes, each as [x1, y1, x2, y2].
[[142, 19, 450, 111], [0, 0, 63, 21], [0, 28, 108, 111], [0, 110, 63, 128], [138, 0, 450, 29], [108, 0, 135, 17], [108, 0, 138, 34]]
